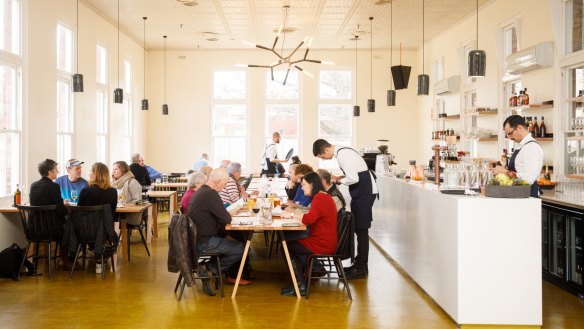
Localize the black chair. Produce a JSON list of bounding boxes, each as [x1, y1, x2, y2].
[[174, 253, 224, 299], [124, 210, 150, 261], [66, 205, 118, 279], [305, 211, 354, 300], [16, 205, 63, 279]]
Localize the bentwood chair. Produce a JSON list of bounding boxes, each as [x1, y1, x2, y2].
[[124, 210, 151, 261], [305, 211, 354, 300], [67, 205, 118, 279], [16, 205, 63, 279]]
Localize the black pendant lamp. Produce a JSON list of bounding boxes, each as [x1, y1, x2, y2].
[[387, 0, 396, 106], [162, 35, 168, 115], [417, 0, 429, 95], [367, 17, 375, 112], [468, 0, 486, 77], [113, 0, 123, 104], [353, 35, 360, 117], [141, 17, 149, 110], [72, 0, 83, 92]]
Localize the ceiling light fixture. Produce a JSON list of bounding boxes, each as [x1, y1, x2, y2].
[[162, 35, 168, 115], [387, 0, 396, 106], [417, 0, 429, 95], [353, 35, 360, 117], [141, 17, 148, 110], [368, 17, 375, 112], [468, 0, 486, 77], [72, 0, 83, 92], [113, 0, 123, 104], [239, 3, 334, 86]]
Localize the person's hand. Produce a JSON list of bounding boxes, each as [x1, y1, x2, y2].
[[331, 175, 343, 184], [293, 212, 303, 222], [64, 199, 69, 205], [490, 165, 507, 175]]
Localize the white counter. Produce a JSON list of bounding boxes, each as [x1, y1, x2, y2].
[[372, 176, 542, 326]]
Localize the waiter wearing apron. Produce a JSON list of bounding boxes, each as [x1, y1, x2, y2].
[[313, 139, 378, 279], [491, 115, 543, 198], [261, 132, 288, 176]]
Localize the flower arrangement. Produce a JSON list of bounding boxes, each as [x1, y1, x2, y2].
[[488, 173, 529, 187]]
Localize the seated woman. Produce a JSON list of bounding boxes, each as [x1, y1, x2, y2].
[[180, 172, 207, 213], [285, 164, 313, 209], [219, 162, 257, 205], [317, 169, 346, 212], [77, 162, 118, 274], [285, 164, 299, 200], [111, 161, 143, 225], [281, 172, 338, 297]]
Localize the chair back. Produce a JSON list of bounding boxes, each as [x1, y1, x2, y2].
[[16, 205, 62, 242], [67, 205, 118, 255], [335, 211, 354, 259]]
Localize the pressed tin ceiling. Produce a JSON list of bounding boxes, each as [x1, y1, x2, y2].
[[81, 0, 491, 51]]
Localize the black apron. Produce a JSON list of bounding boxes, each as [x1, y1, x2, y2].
[[263, 144, 279, 175], [508, 140, 541, 198], [338, 147, 375, 230]]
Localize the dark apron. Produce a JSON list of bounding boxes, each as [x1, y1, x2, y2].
[[508, 140, 540, 198], [263, 144, 279, 175], [337, 147, 375, 230]]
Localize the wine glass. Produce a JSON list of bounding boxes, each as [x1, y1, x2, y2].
[[71, 190, 78, 204]]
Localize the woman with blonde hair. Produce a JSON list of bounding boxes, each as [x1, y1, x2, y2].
[[111, 160, 143, 225]]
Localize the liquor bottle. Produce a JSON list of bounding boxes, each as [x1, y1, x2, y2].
[[509, 93, 517, 108], [528, 117, 534, 134], [533, 116, 540, 138], [519, 90, 525, 106], [523, 88, 529, 105], [14, 184, 21, 206], [539, 116, 547, 138]]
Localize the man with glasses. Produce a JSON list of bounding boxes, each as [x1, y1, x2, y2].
[[491, 115, 544, 197]]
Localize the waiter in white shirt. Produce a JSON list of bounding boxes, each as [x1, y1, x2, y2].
[[491, 115, 544, 197], [262, 132, 288, 176], [313, 139, 378, 280]]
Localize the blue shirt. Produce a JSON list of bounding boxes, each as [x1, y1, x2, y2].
[[293, 186, 311, 207], [146, 165, 162, 181], [193, 158, 209, 171], [54, 175, 89, 202]]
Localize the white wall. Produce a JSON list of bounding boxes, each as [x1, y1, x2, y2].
[[144, 48, 424, 173], [0, 0, 146, 248]]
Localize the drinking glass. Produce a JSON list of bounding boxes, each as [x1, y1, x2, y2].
[[71, 190, 78, 204], [117, 189, 124, 205], [247, 199, 255, 215]]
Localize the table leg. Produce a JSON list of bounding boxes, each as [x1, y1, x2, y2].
[[231, 232, 252, 298], [279, 231, 301, 300], [172, 193, 178, 215], [120, 219, 128, 262], [146, 207, 153, 244], [152, 199, 159, 238]]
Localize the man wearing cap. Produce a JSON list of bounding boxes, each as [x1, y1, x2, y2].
[[55, 159, 89, 204]]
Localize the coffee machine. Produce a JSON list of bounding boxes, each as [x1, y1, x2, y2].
[[375, 154, 394, 174]]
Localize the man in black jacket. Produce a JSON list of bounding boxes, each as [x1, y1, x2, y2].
[[29, 159, 68, 220], [129, 153, 151, 187]]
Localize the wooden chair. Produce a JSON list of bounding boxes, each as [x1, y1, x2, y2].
[[174, 253, 224, 299], [16, 205, 63, 279], [305, 211, 354, 300]]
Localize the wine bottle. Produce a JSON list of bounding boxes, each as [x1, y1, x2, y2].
[[523, 88, 529, 105], [534, 116, 540, 138], [540, 116, 547, 138], [14, 184, 21, 206]]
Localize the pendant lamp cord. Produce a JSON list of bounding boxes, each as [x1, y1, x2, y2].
[[422, 0, 425, 75], [164, 36, 167, 103], [390, 1, 393, 89], [143, 17, 146, 99], [280, 6, 288, 57], [76, 0, 79, 73], [476, 0, 479, 50], [355, 35, 358, 103], [117, 0, 120, 88], [370, 17, 373, 99]]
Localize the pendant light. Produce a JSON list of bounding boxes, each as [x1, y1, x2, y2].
[[367, 17, 375, 112], [417, 0, 429, 95], [162, 35, 169, 115], [141, 17, 149, 110], [387, 0, 396, 106], [72, 0, 83, 92], [468, 0, 486, 77], [353, 35, 360, 117], [113, 0, 123, 104]]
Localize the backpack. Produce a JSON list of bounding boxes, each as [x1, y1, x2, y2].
[[0, 243, 36, 280]]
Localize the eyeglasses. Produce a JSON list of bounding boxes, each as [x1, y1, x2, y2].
[[504, 127, 517, 138]]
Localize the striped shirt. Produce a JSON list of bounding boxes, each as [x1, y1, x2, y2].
[[219, 176, 241, 204]]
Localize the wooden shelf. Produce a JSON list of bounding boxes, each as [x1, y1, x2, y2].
[[436, 114, 460, 121], [535, 137, 554, 142], [476, 111, 498, 117], [566, 136, 584, 141], [567, 175, 584, 180], [509, 102, 553, 112], [478, 137, 498, 142], [567, 96, 584, 102]]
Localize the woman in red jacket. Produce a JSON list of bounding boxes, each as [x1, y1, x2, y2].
[[281, 172, 338, 297]]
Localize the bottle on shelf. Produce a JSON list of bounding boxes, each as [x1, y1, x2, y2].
[[518, 90, 524, 106], [509, 93, 517, 108], [539, 116, 547, 138], [523, 88, 529, 105], [14, 184, 21, 206], [533, 116, 540, 138]]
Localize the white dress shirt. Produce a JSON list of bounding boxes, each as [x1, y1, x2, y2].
[[512, 133, 544, 184], [334, 145, 378, 194], [262, 143, 278, 170]]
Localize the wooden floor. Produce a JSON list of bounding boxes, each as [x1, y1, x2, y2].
[[1, 213, 584, 329]]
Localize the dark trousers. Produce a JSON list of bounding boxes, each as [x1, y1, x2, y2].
[[196, 236, 243, 275], [285, 240, 313, 285], [354, 229, 369, 270]]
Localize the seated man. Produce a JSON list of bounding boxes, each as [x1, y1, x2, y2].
[[145, 164, 162, 182], [187, 168, 246, 296], [129, 153, 151, 187], [55, 159, 89, 204], [198, 165, 213, 179], [317, 169, 346, 212]]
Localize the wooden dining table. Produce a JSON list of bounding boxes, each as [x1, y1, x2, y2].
[[226, 208, 307, 299], [146, 190, 177, 239]]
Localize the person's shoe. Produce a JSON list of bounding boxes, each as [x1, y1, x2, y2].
[[95, 262, 102, 274], [227, 276, 252, 286], [280, 284, 307, 297], [197, 265, 216, 296], [344, 267, 367, 280]]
